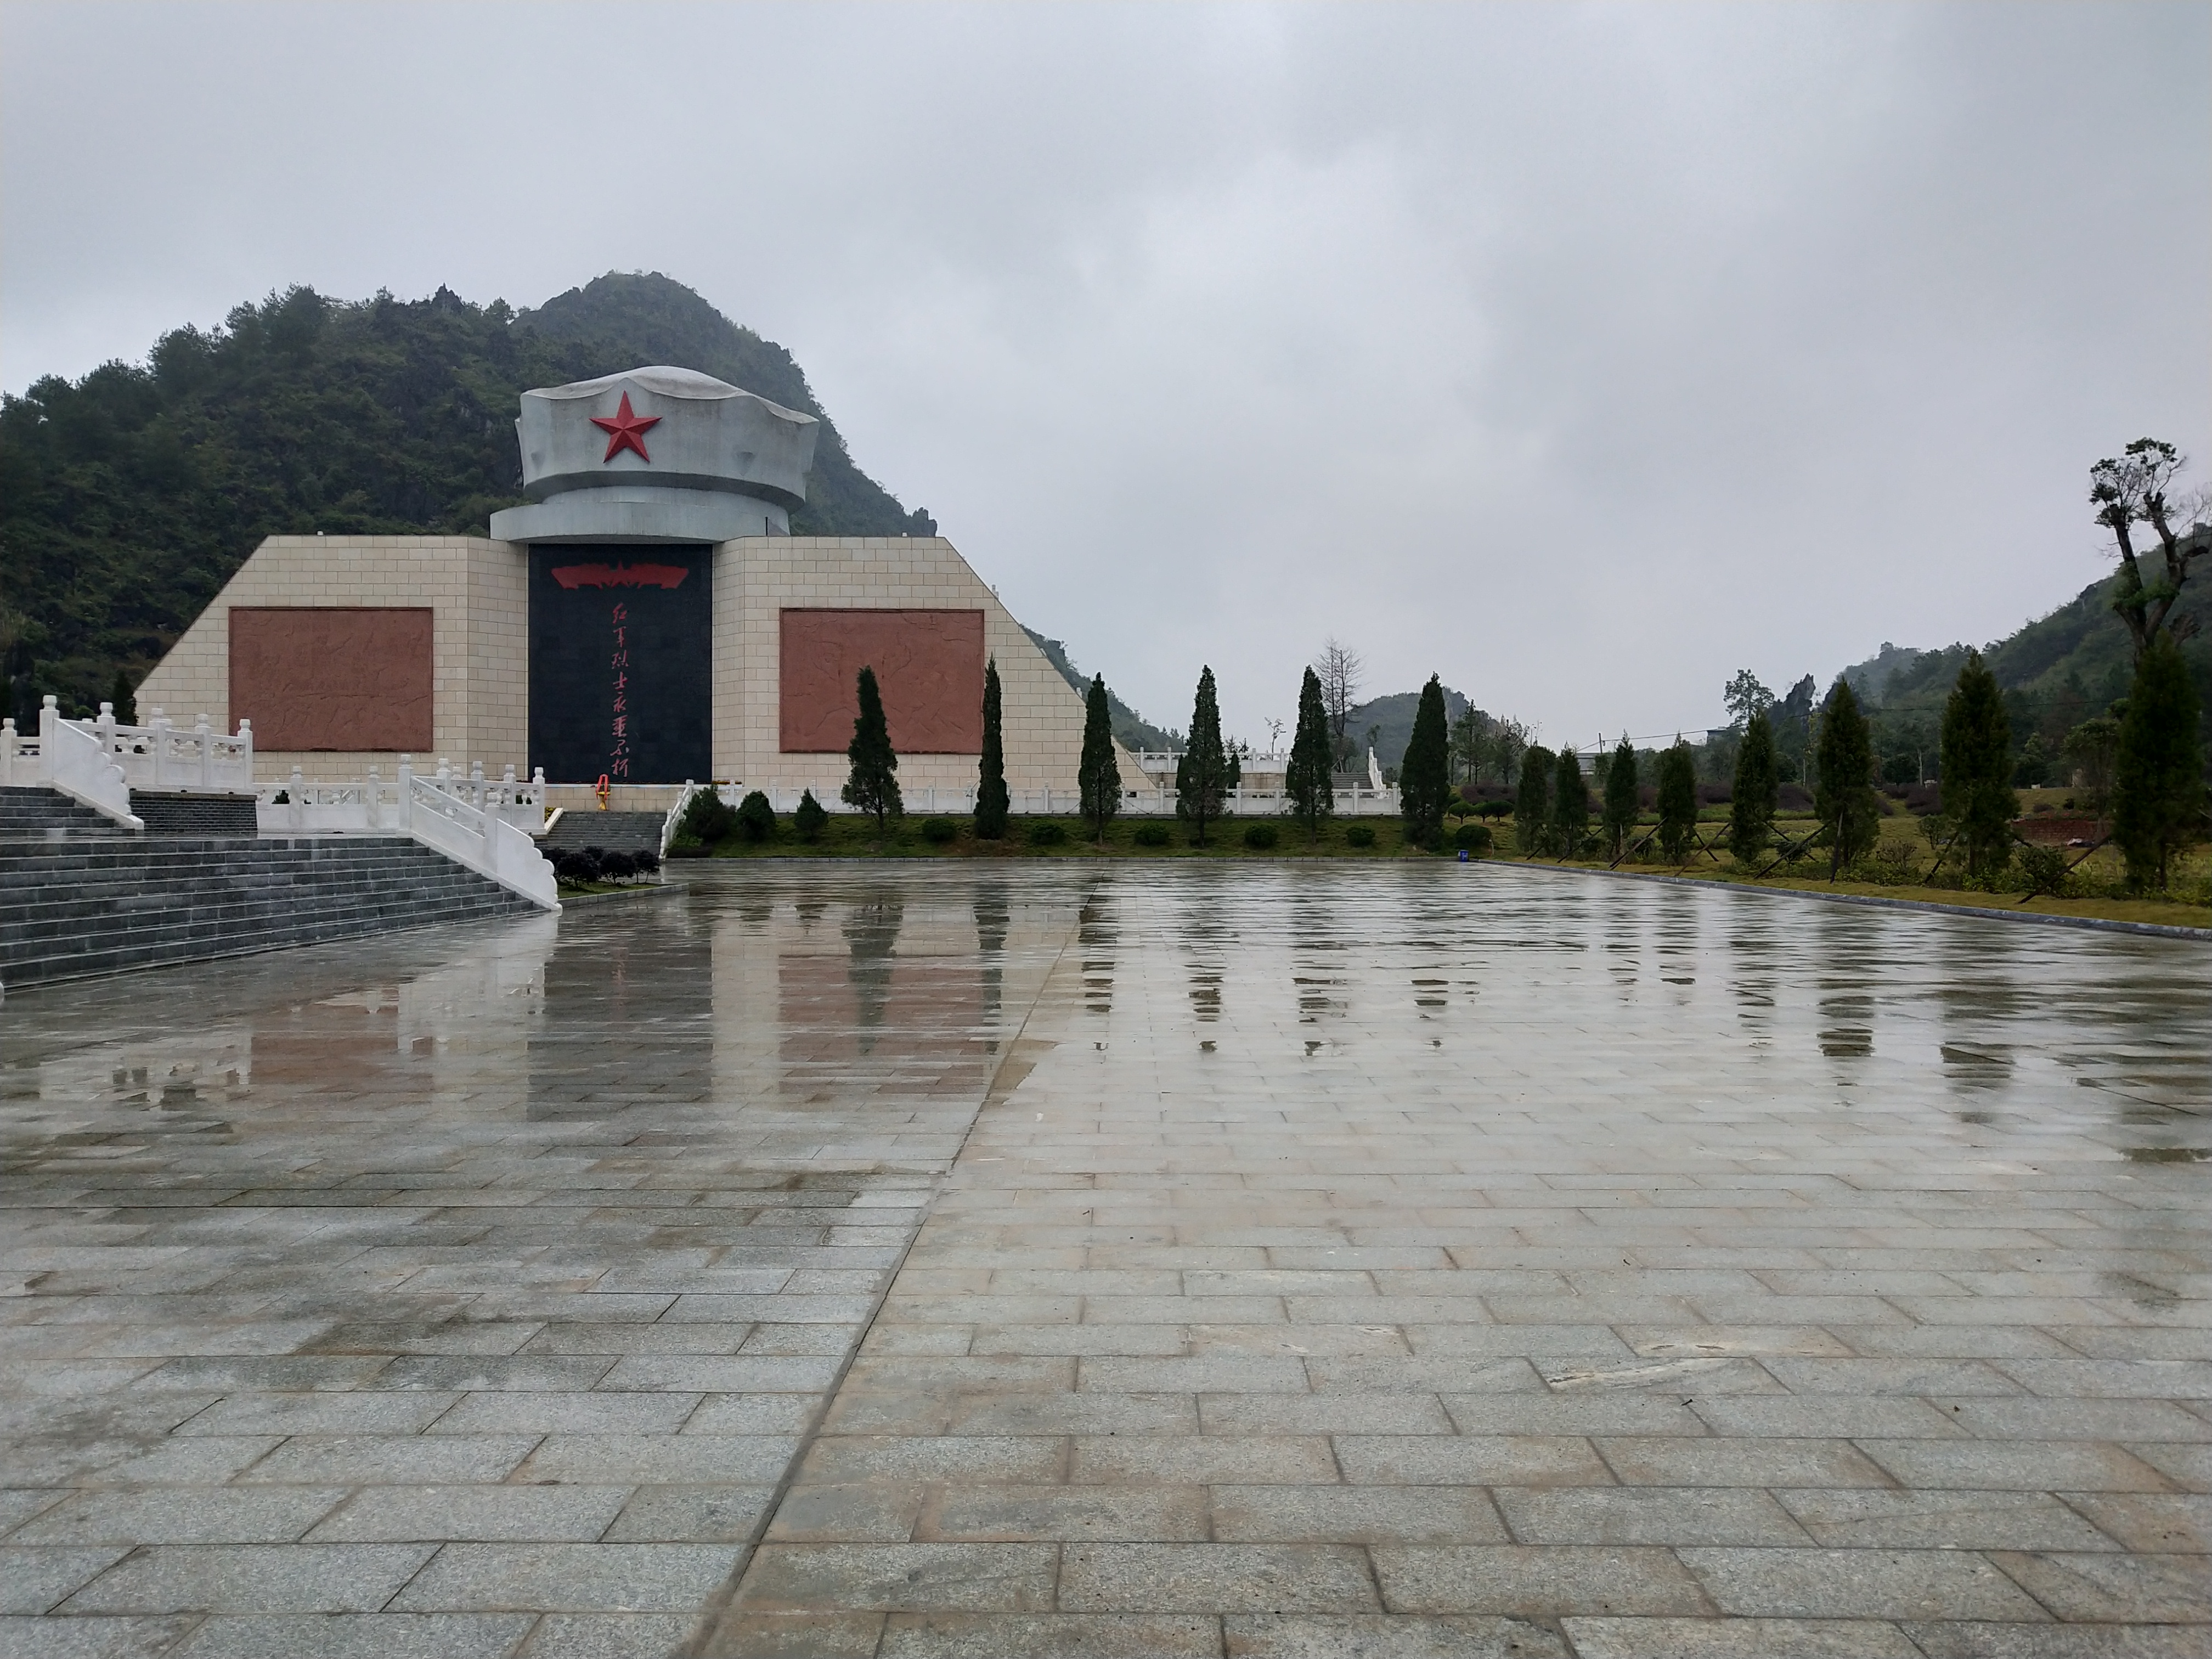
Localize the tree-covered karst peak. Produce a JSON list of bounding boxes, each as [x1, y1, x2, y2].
[[0, 274, 936, 710]]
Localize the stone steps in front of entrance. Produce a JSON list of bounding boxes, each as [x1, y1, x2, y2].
[[1, 835, 543, 991], [541, 810, 667, 856]]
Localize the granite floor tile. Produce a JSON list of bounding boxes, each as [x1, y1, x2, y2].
[[1058, 1542, 1379, 1612], [1371, 1544, 1711, 1617], [1775, 1488, 2123, 1551], [0, 1547, 133, 1614], [1210, 1484, 1509, 1544], [1676, 1545, 2050, 1620], [1494, 1486, 1809, 1546], [160, 1612, 532, 1658], [1222, 1613, 1571, 1656], [305, 1483, 632, 1542], [391, 1541, 743, 1612], [57, 1542, 437, 1613]]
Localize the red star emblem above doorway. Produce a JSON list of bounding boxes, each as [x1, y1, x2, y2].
[[590, 391, 661, 463]]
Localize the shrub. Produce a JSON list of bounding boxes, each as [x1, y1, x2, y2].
[[1453, 822, 1493, 853], [736, 789, 777, 843], [2017, 843, 2073, 899], [678, 789, 736, 845], [633, 849, 661, 876], [793, 789, 827, 842], [1242, 822, 1279, 850], [1132, 823, 1171, 847], [1477, 799, 1512, 820], [1025, 819, 1067, 848], [664, 832, 705, 859], [600, 849, 637, 880], [921, 817, 959, 845], [1345, 823, 1376, 848], [557, 848, 602, 882]]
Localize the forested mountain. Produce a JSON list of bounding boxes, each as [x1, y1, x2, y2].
[[1835, 571, 2211, 760], [1, 273, 936, 712]]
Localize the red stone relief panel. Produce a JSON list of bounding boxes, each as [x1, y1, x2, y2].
[[229, 608, 434, 751], [780, 608, 985, 754]]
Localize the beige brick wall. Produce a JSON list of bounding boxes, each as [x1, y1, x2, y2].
[[136, 531, 1124, 794], [135, 536, 529, 782], [712, 535, 1133, 793]]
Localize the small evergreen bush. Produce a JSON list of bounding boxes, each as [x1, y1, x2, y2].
[[921, 817, 958, 844], [1453, 822, 1493, 853], [633, 849, 661, 876], [793, 789, 827, 842], [1025, 819, 1067, 847], [678, 789, 736, 845], [1345, 823, 1376, 848], [736, 789, 776, 843], [1242, 822, 1279, 850], [600, 849, 637, 880], [1132, 823, 1171, 847], [2016, 843, 2073, 899]]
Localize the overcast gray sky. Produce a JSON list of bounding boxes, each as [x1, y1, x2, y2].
[[5, 1, 2207, 748]]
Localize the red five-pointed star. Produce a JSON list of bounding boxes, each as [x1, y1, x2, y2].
[[590, 391, 661, 463]]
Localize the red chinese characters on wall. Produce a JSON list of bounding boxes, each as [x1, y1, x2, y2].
[[229, 607, 433, 751], [779, 609, 986, 754], [607, 602, 632, 779]]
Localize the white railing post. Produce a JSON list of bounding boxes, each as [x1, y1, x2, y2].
[[191, 714, 212, 789], [397, 757, 414, 832], [236, 718, 253, 783], [288, 766, 307, 833]]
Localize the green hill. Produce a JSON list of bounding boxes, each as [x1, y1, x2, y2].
[[1836, 569, 2211, 757], [0, 273, 935, 712]]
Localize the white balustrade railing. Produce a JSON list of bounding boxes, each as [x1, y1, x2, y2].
[[252, 759, 555, 909], [2, 701, 255, 797], [400, 771, 560, 911], [40, 698, 143, 828], [662, 781, 708, 856], [0, 716, 41, 787]]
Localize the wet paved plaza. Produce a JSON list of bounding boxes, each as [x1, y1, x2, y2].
[[2, 864, 2207, 1658]]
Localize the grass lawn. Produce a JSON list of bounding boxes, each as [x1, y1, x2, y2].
[[1504, 814, 2210, 932], [679, 812, 1429, 860], [664, 806, 2209, 930]]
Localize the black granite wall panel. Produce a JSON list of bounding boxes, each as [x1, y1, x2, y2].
[[529, 545, 712, 784]]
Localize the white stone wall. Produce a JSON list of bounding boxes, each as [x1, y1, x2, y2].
[[134, 536, 528, 782]]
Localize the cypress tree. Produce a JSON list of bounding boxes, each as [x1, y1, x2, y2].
[[1398, 674, 1451, 849], [1176, 665, 1237, 846], [1941, 650, 2016, 879], [842, 664, 902, 832], [1516, 744, 1554, 856], [109, 669, 137, 725], [1550, 748, 1589, 859], [1814, 678, 1879, 879], [975, 657, 1009, 840], [1657, 739, 1699, 864], [1600, 736, 1639, 858], [1077, 673, 1121, 846], [1285, 665, 1334, 844], [2112, 635, 2205, 890], [1728, 710, 1779, 866]]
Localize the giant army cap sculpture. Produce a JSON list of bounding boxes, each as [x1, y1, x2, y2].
[[488, 365, 820, 544]]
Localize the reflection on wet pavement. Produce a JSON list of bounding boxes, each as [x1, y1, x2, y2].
[[1, 862, 2205, 1658]]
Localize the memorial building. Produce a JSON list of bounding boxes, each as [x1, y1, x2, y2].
[[137, 365, 1125, 799]]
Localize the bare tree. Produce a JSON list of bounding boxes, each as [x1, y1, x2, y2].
[[1491, 718, 1530, 786], [1314, 638, 1363, 768], [2091, 439, 2211, 658]]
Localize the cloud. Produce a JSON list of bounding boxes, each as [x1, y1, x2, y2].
[[4, 1, 2206, 745]]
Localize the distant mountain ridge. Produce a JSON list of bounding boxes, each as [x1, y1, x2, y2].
[[1839, 571, 2211, 715]]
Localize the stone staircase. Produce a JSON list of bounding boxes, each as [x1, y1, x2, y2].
[[542, 810, 666, 856], [0, 786, 134, 840], [0, 787, 544, 992]]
